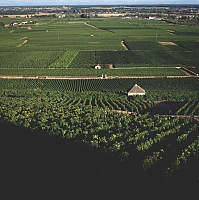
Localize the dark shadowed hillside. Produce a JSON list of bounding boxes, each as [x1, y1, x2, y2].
[[1, 120, 198, 199]]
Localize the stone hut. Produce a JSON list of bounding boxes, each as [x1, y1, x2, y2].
[[128, 84, 146, 96]]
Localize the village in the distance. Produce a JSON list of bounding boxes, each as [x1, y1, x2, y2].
[[0, 4, 199, 25]]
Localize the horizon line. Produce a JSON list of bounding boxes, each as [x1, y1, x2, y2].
[[1, 3, 199, 7]]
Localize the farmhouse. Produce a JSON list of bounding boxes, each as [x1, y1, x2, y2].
[[21, 21, 28, 25], [95, 64, 101, 69], [128, 84, 146, 96]]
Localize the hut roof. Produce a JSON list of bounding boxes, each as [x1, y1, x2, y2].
[[128, 84, 146, 96]]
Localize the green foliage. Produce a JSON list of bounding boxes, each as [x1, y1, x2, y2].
[[0, 18, 199, 70], [0, 90, 199, 176], [0, 77, 199, 101], [0, 22, 5, 27], [0, 67, 186, 76], [0, 17, 199, 189]]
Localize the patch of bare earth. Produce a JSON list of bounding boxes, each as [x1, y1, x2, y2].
[[19, 36, 28, 40], [17, 39, 28, 47], [167, 30, 176, 35], [84, 22, 97, 29], [180, 69, 191, 76], [159, 41, 178, 46], [121, 40, 129, 50]]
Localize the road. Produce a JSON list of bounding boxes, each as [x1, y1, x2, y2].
[[0, 75, 199, 80]]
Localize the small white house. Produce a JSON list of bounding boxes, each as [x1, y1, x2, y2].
[[128, 84, 146, 96], [149, 16, 156, 20], [21, 21, 28, 25], [95, 64, 101, 69]]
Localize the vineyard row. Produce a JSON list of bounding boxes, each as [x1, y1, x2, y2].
[[0, 90, 199, 177]]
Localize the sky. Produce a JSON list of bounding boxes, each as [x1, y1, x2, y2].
[[0, 0, 199, 6]]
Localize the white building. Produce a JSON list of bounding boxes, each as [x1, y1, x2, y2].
[[128, 84, 146, 96]]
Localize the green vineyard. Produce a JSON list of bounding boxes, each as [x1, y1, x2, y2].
[[0, 78, 199, 100], [1, 15, 199, 197], [0, 89, 199, 197], [1, 17, 199, 71], [1, 49, 198, 69], [0, 67, 186, 76]]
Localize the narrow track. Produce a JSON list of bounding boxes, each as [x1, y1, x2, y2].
[[110, 109, 199, 120], [0, 75, 198, 80]]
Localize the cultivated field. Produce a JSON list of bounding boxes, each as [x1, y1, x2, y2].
[[0, 17, 199, 74], [0, 16, 199, 197]]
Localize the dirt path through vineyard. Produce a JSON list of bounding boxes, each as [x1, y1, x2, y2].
[[110, 109, 199, 120], [1, 75, 199, 79]]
